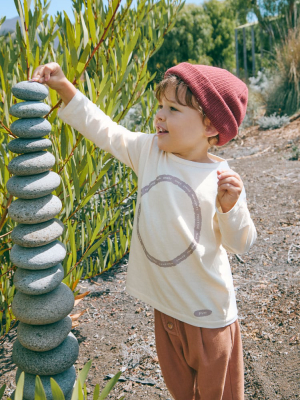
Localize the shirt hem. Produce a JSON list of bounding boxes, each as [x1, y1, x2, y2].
[[127, 286, 238, 329]]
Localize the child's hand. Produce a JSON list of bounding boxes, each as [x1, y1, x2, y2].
[[31, 63, 76, 105], [31, 62, 66, 90], [217, 169, 243, 213]]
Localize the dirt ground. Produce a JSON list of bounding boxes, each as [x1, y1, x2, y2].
[[1, 120, 300, 399]]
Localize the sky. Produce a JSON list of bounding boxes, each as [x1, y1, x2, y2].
[[1, 0, 205, 20]]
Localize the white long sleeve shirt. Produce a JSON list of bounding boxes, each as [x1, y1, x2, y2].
[[58, 90, 257, 328]]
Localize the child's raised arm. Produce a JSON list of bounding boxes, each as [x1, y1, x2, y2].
[[31, 63, 77, 106]]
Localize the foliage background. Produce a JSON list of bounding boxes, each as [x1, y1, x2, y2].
[[0, 0, 184, 337]]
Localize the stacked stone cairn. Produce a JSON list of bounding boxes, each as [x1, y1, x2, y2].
[[6, 81, 78, 400]]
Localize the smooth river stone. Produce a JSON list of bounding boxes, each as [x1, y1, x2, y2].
[[11, 218, 64, 247], [8, 194, 62, 224], [7, 171, 61, 199], [10, 241, 66, 270], [13, 333, 79, 375], [10, 118, 51, 138], [12, 282, 74, 325], [10, 101, 51, 118], [13, 264, 64, 295], [16, 365, 75, 400], [12, 81, 49, 101], [17, 316, 72, 352], [7, 151, 55, 176], [8, 138, 52, 154]]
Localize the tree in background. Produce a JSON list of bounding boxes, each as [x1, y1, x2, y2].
[[148, 0, 237, 78]]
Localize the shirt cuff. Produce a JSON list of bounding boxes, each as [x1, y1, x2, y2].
[[57, 89, 84, 119]]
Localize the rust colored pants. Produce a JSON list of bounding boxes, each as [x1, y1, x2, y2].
[[154, 310, 244, 400]]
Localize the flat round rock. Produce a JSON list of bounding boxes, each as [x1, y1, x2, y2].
[[12, 81, 49, 101], [11, 218, 65, 247], [8, 194, 62, 224], [16, 365, 75, 400], [17, 316, 72, 352], [8, 151, 55, 176], [8, 138, 52, 154], [10, 240, 66, 270], [10, 101, 50, 118], [12, 282, 75, 325], [6, 171, 61, 199], [14, 263, 64, 295], [13, 333, 78, 375], [10, 118, 51, 138]]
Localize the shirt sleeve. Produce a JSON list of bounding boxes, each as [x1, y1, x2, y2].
[[57, 90, 151, 174], [216, 187, 257, 254]]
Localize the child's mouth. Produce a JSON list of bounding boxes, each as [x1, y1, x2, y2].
[[156, 128, 169, 135]]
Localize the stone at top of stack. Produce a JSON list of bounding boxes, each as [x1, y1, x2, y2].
[[7, 81, 78, 400]]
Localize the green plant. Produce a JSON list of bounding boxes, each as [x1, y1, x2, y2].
[[257, 112, 290, 130], [290, 144, 300, 160], [0, 0, 184, 336], [0, 360, 124, 400], [265, 23, 300, 116]]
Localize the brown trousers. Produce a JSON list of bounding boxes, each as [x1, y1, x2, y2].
[[154, 310, 244, 400]]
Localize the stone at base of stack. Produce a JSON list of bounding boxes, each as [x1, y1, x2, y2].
[[8, 81, 78, 399]]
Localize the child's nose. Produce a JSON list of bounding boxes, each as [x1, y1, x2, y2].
[[156, 109, 166, 121]]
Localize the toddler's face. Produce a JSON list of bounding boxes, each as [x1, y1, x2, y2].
[[154, 86, 214, 163]]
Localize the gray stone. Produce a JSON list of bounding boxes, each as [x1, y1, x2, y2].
[[10, 101, 50, 118], [12, 81, 49, 101], [12, 282, 75, 325], [10, 241, 66, 270], [11, 218, 65, 247], [10, 118, 51, 139], [8, 194, 62, 224], [7, 171, 61, 199], [16, 366, 75, 400], [7, 151, 55, 176], [17, 316, 72, 352], [14, 264, 64, 295], [8, 138, 52, 154], [13, 333, 78, 375]]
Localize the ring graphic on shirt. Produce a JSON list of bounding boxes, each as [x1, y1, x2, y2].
[[137, 174, 202, 267]]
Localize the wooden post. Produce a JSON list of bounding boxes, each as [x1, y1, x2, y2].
[[235, 29, 239, 77], [251, 25, 255, 77], [243, 27, 247, 80]]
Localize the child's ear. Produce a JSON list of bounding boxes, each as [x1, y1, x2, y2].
[[204, 118, 218, 137]]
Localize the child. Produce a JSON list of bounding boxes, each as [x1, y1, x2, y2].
[[31, 62, 256, 400]]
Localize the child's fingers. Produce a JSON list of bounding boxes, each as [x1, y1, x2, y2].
[[217, 169, 241, 181], [217, 176, 241, 188], [31, 65, 45, 82], [31, 64, 55, 82]]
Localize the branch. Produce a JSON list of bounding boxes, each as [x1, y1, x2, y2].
[[0, 195, 13, 233], [0, 121, 17, 139], [45, 0, 122, 117]]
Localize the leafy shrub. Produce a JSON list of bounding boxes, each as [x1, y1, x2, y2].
[[0, 361, 123, 400], [0, 0, 184, 336], [265, 23, 300, 116], [257, 112, 290, 130]]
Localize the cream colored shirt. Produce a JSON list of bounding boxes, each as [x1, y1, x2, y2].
[[58, 90, 257, 328]]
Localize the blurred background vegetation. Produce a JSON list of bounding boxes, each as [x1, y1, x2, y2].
[[1, 0, 300, 337]]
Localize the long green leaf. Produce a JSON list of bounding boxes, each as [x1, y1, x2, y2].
[[34, 376, 47, 400], [14, 372, 24, 400], [78, 359, 92, 386], [98, 371, 122, 400], [50, 378, 65, 400], [0, 384, 6, 400]]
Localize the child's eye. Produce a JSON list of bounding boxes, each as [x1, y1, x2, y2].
[[158, 105, 163, 109], [170, 107, 178, 111]]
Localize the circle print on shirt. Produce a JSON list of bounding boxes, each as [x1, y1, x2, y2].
[[137, 175, 202, 267]]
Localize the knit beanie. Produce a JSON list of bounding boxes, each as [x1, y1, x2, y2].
[[165, 63, 248, 146]]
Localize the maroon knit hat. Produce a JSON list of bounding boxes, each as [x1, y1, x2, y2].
[[165, 63, 248, 146]]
